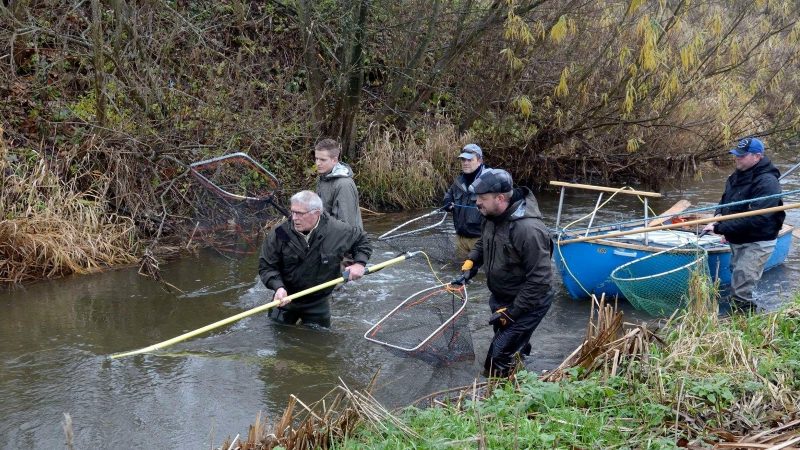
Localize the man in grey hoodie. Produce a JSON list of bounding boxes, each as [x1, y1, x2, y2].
[[315, 139, 363, 230]]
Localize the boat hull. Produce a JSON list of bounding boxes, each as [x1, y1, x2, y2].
[[555, 227, 793, 300]]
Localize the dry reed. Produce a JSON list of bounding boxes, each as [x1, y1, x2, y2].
[[356, 124, 471, 209], [217, 375, 415, 450], [0, 132, 138, 284]]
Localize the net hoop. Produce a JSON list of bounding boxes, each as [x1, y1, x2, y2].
[[364, 284, 468, 353], [189, 152, 281, 202], [378, 209, 448, 241], [611, 245, 707, 283]]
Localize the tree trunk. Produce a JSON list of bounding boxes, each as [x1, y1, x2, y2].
[[91, 0, 107, 128], [338, 0, 369, 160]]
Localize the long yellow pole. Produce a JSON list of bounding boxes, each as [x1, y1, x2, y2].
[[109, 253, 415, 359], [559, 203, 800, 245]]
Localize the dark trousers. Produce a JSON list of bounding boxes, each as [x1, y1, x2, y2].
[[268, 296, 331, 328], [484, 292, 553, 378]]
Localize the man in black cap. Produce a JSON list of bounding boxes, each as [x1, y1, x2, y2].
[[457, 168, 554, 377], [443, 143, 490, 259], [702, 137, 785, 311]]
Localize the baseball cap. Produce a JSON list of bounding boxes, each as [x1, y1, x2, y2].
[[729, 137, 764, 157], [469, 168, 513, 194], [458, 143, 483, 160]]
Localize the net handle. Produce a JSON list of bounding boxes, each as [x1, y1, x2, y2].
[[377, 208, 448, 240], [189, 152, 289, 218]]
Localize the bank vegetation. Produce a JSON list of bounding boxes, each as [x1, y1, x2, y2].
[[218, 293, 800, 449], [2, 0, 800, 282]]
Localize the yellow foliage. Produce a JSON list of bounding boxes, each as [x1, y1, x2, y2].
[[730, 39, 741, 64], [626, 137, 642, 153], [769, 69, 784, 92], [623, 79, 636, 114], [555, 67, 570, 98], [505, 12, 533, 45], [637, 15, 658, 71], [626, 0, 645, 17], [513, 95, 533, 118], [534, 20, 546, 40], [710, 11, 723, 38], [721, 123, 731, 142], [790, 21, 800, 44], [619, 46, 632, 68], [793, 107, 800, 131], [499, 48, 524, 71], [550, 15, 568, 43], [680, 34, 703, 73], [660, 69, 680, 101]]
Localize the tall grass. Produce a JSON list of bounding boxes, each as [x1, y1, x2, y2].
[[356, 124, 470, 209], [0, 130, 137, 283]]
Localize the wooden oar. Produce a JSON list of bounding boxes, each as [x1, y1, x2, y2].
[[649, 199, 692, 227], [559, 203, 800, 245]]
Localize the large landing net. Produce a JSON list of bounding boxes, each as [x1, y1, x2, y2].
[[365, 284, 474, 365], [611, 242, 710, 316], [377, 209, 455, 263], [188, 153, 286, 255]]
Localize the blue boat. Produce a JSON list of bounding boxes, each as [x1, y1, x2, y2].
[[555, 226, 794, 300]]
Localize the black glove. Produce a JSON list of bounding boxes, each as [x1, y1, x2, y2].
[[442, 202, 455, 212], [488, 307, 514, 328], [450, 271, 472, 286]]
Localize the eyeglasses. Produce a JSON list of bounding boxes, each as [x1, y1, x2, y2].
[[290, 209, 319, 217]]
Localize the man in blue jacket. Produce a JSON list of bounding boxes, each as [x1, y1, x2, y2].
[[443, 144, 489, 259], [703, 137, 785, 310]]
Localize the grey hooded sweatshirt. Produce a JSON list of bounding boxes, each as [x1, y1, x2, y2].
[[316, 162, 363, 230]]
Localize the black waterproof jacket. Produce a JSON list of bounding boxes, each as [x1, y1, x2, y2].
[[443, 166, 488, 238], [713, 156, 785, 244], [258, 213, 372, 310], [467, 187, 554, 318]]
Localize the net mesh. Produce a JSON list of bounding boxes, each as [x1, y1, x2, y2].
[[188, 153, 285, 256], [378, 210, 456, 263], [365, 284, 474, 365], [611, 243, 709, 316]]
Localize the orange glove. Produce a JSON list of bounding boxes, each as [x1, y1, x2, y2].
[[461, 260, 474, 271]]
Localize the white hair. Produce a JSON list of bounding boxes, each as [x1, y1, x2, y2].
[[290, 190, 324, 212]]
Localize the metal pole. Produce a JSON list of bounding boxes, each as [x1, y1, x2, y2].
[[643, 197, 649, 246], [555, 187, 566, 229], [585, 193, 604, 237]]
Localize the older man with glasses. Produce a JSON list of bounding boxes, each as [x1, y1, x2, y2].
[[702, 137, 785, 311], [258, 190, 372, 327]]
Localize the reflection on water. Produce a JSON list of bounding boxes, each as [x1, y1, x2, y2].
[[1, 156, 799, 449]]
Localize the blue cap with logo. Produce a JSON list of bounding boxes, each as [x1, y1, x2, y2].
[[729, 137, 764, 157], [469, 168, 513, 194], [458, 143, 483, 160]]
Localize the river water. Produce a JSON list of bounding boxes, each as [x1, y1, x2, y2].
[[2, 156, 799, 449]]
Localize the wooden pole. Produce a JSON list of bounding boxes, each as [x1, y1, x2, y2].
[[559, 203, 800, 245], [549, 181, 662, 198], [109, 254, 413, 359]]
